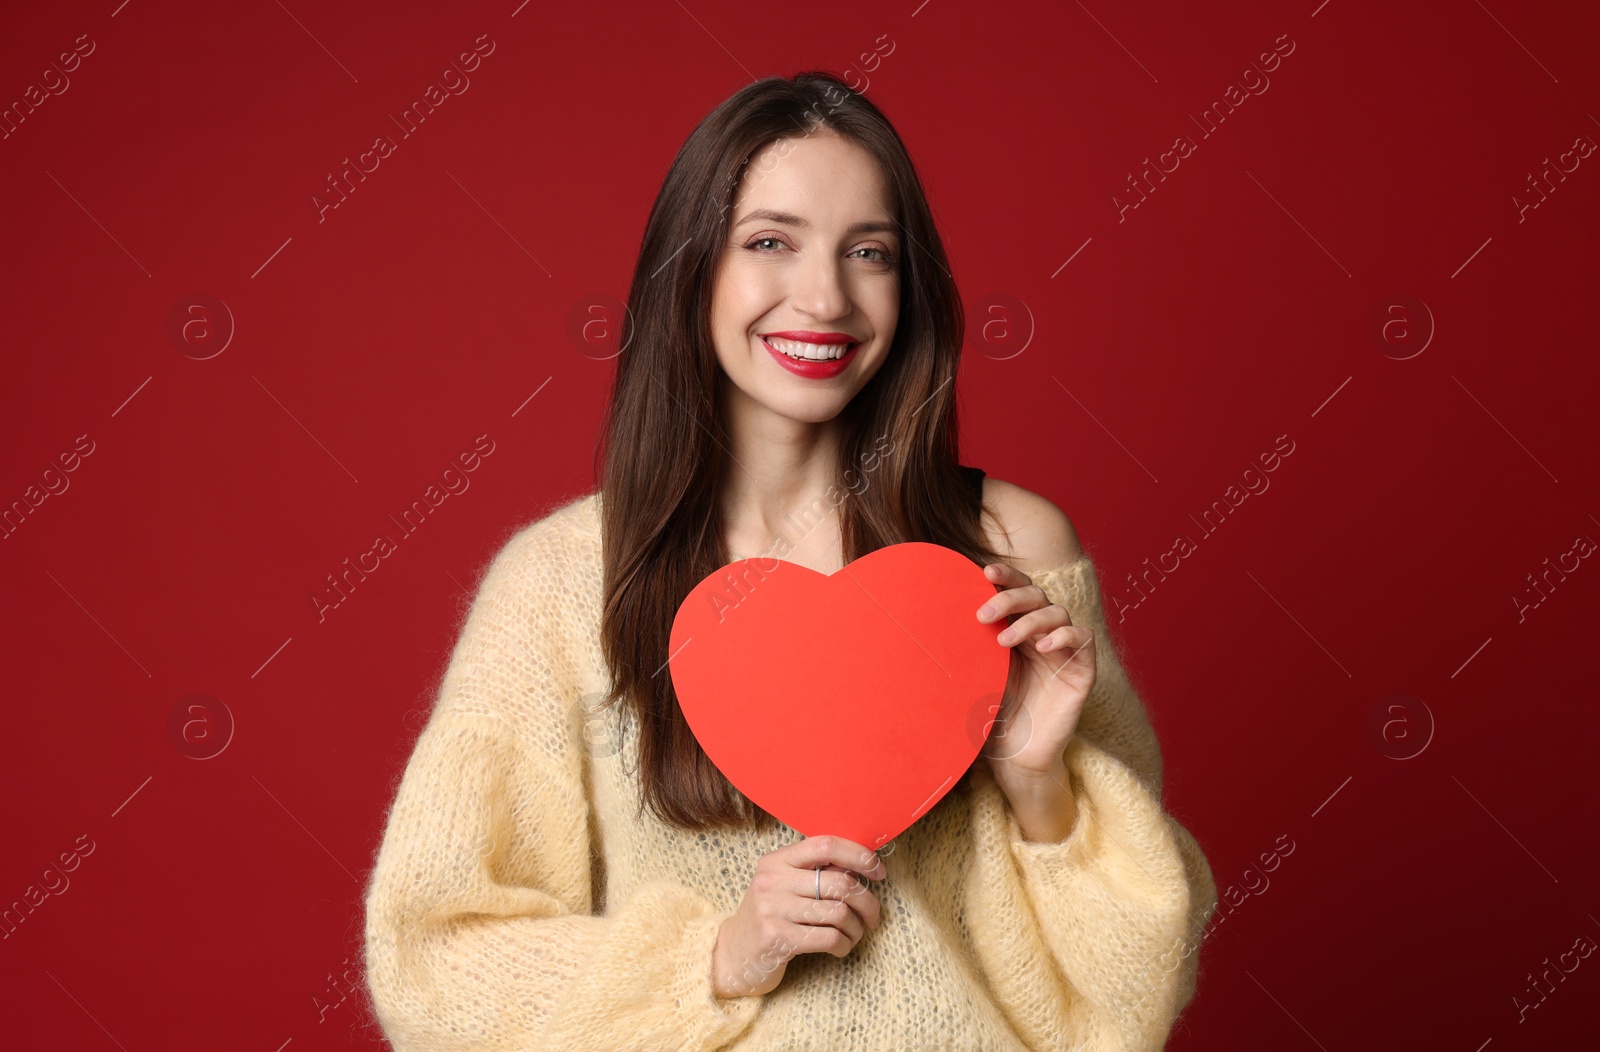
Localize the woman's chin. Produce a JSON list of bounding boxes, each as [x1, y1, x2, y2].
[[765, 394, 851, 426]]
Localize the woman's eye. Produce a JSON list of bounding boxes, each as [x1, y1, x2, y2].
[[743, 238, 897, 266]]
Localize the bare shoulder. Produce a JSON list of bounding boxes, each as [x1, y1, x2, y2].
[[977, 476, 1083, 574]]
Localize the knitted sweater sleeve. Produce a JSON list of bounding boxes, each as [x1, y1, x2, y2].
[[362, 521, 763, 1052], [960, 555, 1218, 1051]]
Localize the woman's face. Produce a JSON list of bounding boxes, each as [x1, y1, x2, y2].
[[709, 129, 901, 425]]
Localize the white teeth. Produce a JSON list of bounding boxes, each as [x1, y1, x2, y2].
[[765, 336, 853, 361]]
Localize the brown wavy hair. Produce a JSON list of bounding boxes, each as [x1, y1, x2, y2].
[[594, 70, 1005, 832]]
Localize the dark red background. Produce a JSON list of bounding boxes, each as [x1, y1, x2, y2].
[[3, 1, 1597, 1048]]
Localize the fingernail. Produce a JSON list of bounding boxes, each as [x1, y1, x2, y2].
[[996, 628, 1015, 644], [976, 604, 994, 621]]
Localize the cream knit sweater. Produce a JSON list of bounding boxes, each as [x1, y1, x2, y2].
[[362, 492, 1217, 1051]]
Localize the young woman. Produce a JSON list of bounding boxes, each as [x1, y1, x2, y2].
[[363, 72, 1216, 1051]]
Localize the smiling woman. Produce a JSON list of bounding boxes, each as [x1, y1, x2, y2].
[[710, 131, 902, 437], [362, 70, 1217, 1052]]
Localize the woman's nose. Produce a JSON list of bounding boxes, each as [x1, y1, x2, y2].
[[792, 257, 850, 320]]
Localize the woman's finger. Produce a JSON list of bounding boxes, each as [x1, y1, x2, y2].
[[981, 562, 1031, 589], [786, 835, 886, 879], [993, 603, 1073, 647], [793, 894, 867, 947], [1036, 623, 1095, 657], [797, 865, 881, 928], [976, 581, 1050, 621], [972, 581, 1062, 623]]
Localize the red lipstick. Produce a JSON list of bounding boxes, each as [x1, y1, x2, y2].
[[760, 331, 861, 380]]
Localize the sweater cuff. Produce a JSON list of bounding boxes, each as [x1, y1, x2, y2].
[[1004, 733, 1193, 908], [1005, 736, 1096, 872], [670, 908, 763, 1046]]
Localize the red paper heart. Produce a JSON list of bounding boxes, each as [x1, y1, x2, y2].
[[668, 542, 1011, 850]]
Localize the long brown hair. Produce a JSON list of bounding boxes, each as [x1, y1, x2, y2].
[[594, 70, 1006, 832]]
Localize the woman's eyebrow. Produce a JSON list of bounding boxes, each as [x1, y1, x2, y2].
[[734, 207, 897, 236]]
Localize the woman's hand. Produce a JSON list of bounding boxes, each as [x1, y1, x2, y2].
[[711, 835, 885, 998], [975, 561, 1095, 787]]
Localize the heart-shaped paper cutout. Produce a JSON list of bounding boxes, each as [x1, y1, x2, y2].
[[668, 542, 1011, 849]]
